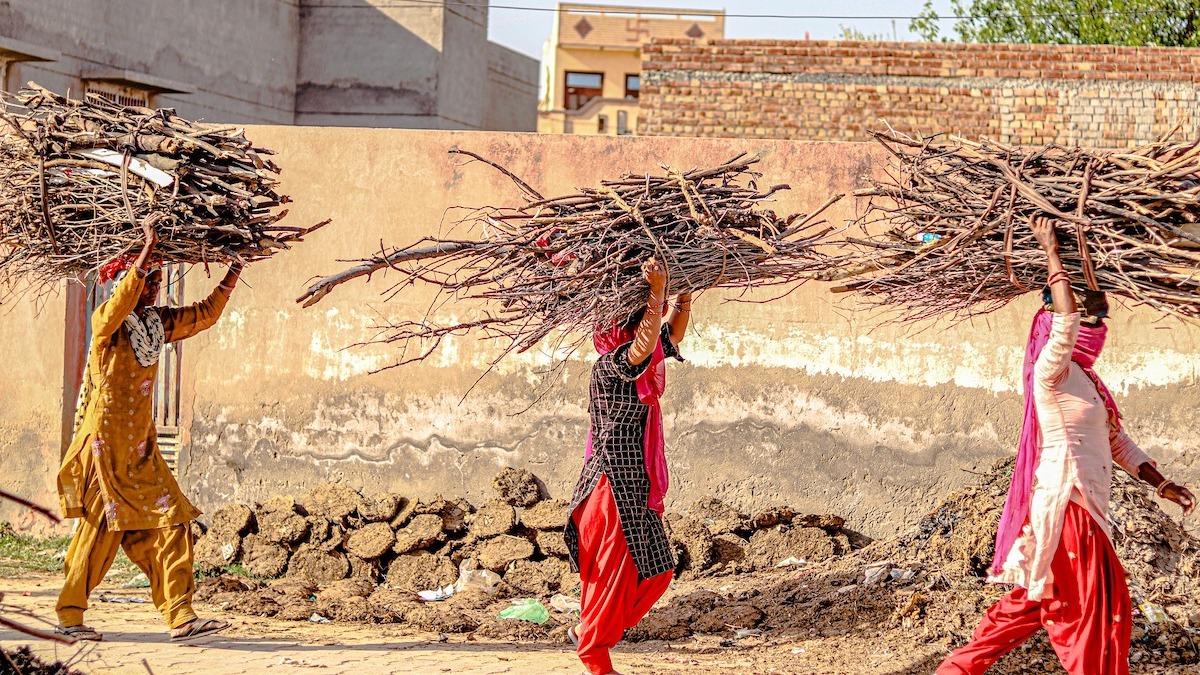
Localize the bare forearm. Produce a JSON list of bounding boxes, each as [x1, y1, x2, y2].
[[1045, 250, 1076, 314], [666, 294, 691, 345], [1138, 461, 1197, 515], [133, 238, 155, 273], [1137, 462, 1168, 489], [628, 293, 665, 365], [133, 213, 161, 272]]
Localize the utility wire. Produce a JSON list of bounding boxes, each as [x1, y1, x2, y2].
[[305, 0, 1166, 22]]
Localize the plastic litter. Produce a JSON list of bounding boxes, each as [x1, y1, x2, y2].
[[550, 593, 582, 614], [1139, 602, 1169, 624], [889, 568, 916, 582], [418, 584, 457, 602], [775, 556, 807, 568], [453, 558, 501, 596], [734, 628, 763, 639], [863, 561, 894, 585], [307, 613, 330, 624], [498, 598, 550, 625]]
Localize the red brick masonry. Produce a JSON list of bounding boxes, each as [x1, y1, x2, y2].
[[640, 39, 1200, 146]]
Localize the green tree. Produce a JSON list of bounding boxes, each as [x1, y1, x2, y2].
[[910, 0, 1200, 46]]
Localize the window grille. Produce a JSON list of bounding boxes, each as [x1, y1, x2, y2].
[[84, 81, 151, 109]]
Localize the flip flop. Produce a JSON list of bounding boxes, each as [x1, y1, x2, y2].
[[567, 623, 580, 647], [55, 624, 102, 642], [170, 617, 229, 642]]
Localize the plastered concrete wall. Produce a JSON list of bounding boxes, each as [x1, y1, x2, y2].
[[296, 0, 445, 128], [295, 0, 536, 131], [486, 42, 539, 133], [0, 0, 537, 131], [0, 0, 298, 123], [158, 128, 1199, 539], [4, 129, 1197, 537], [0, 290, 68, 534]]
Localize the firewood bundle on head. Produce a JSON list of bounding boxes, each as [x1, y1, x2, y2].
[[835, 130, 1200, 322], [0, 83, 327, 299], [297, 151, 844, 369]]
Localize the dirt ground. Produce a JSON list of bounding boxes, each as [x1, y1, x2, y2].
[[3, 462, 1197, 675], [0, 573, 945, 675]]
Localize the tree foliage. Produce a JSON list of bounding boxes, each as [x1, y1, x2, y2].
[[910, 0, 1200, 46]]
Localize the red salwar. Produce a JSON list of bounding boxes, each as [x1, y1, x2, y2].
[[572, 475, 673, 675], [937, 501, 1132, 675]]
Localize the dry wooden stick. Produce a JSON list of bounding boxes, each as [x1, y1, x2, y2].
[[0, 82, 329, 302], [833, 130, 1200, 322], [298, 151, 848, 371]]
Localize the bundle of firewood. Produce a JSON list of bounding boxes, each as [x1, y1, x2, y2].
[[0, 83, 327, 298], [297, 151, 843, 368], [832, 130, 1200, 322]]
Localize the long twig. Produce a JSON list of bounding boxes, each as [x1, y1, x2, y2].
[[299, 151, 848, 371], [0, 489, 59, 524], [0, 82, 329, 302], [834, 130, 1200, 322]]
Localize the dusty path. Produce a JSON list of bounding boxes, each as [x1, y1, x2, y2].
[[0, 574, 799, 675]]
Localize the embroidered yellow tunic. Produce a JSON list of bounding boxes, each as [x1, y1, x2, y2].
[[57, 267, 228, 531]]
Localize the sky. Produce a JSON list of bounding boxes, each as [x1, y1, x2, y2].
[[488, 0, 959, 58]]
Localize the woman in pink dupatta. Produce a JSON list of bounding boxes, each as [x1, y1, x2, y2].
[[938, 217, 1195, 675], [563, 258, 693, 675]]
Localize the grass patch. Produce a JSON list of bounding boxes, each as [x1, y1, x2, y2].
[[0, 522, 139, 580], [196, 562, 265, 581]]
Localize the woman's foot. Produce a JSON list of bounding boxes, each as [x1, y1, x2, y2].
[[54, 624, 102, 642], [568, 623, 582, 647], [169, 617, 229, 641]]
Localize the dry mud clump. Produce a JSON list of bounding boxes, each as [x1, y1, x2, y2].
[[194, 467, 866, 643], [193, 462, 1198, 673], [630, 458, 1199, 674]]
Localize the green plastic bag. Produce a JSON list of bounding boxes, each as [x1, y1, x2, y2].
[[498, 598, 550, 625]]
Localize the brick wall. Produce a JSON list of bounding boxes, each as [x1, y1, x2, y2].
[[640, 40, 1200, 146]]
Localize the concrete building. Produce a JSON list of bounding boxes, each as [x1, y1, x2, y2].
[[537, 3, 723, 135], [0, 0, 537, 131]]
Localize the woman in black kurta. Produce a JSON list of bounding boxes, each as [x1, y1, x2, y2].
[[564, 258, 692, 675]]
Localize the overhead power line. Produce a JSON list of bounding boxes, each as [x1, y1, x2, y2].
[[304, 0, 1166, 22]]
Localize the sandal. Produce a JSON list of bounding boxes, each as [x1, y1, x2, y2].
[[567, 623, 581, 647], [170, 617, 229, 642], [55, 624, 102, 642]]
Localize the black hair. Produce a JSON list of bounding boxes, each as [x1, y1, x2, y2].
[[620, 306, 646, 332], [1040, 285, 1109, 323]]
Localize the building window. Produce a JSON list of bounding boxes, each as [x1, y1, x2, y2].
[[617, 111, 629, 135], [597, 115, 608, 134], [85, 81, 151, 108], [625, 74, 640, 100], [564, 71, 603, 111]]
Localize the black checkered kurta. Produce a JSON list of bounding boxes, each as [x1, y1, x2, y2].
[[565, 328, 681, 581]]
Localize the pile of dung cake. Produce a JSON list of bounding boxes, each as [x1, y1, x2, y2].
[[625, 458, 1198, 674], [192, 467, 860, 641]]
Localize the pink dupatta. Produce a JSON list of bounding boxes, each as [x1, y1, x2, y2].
[[990, 309, 1120, 576], [586, 325, 670, 514]]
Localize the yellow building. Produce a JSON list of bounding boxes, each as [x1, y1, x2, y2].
[[538, 3, 724, 135]]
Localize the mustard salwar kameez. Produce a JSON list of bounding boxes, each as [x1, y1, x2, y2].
[[55, 267, 228, 628]]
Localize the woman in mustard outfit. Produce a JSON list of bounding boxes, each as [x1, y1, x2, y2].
[[55, 214, 244, 642]]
